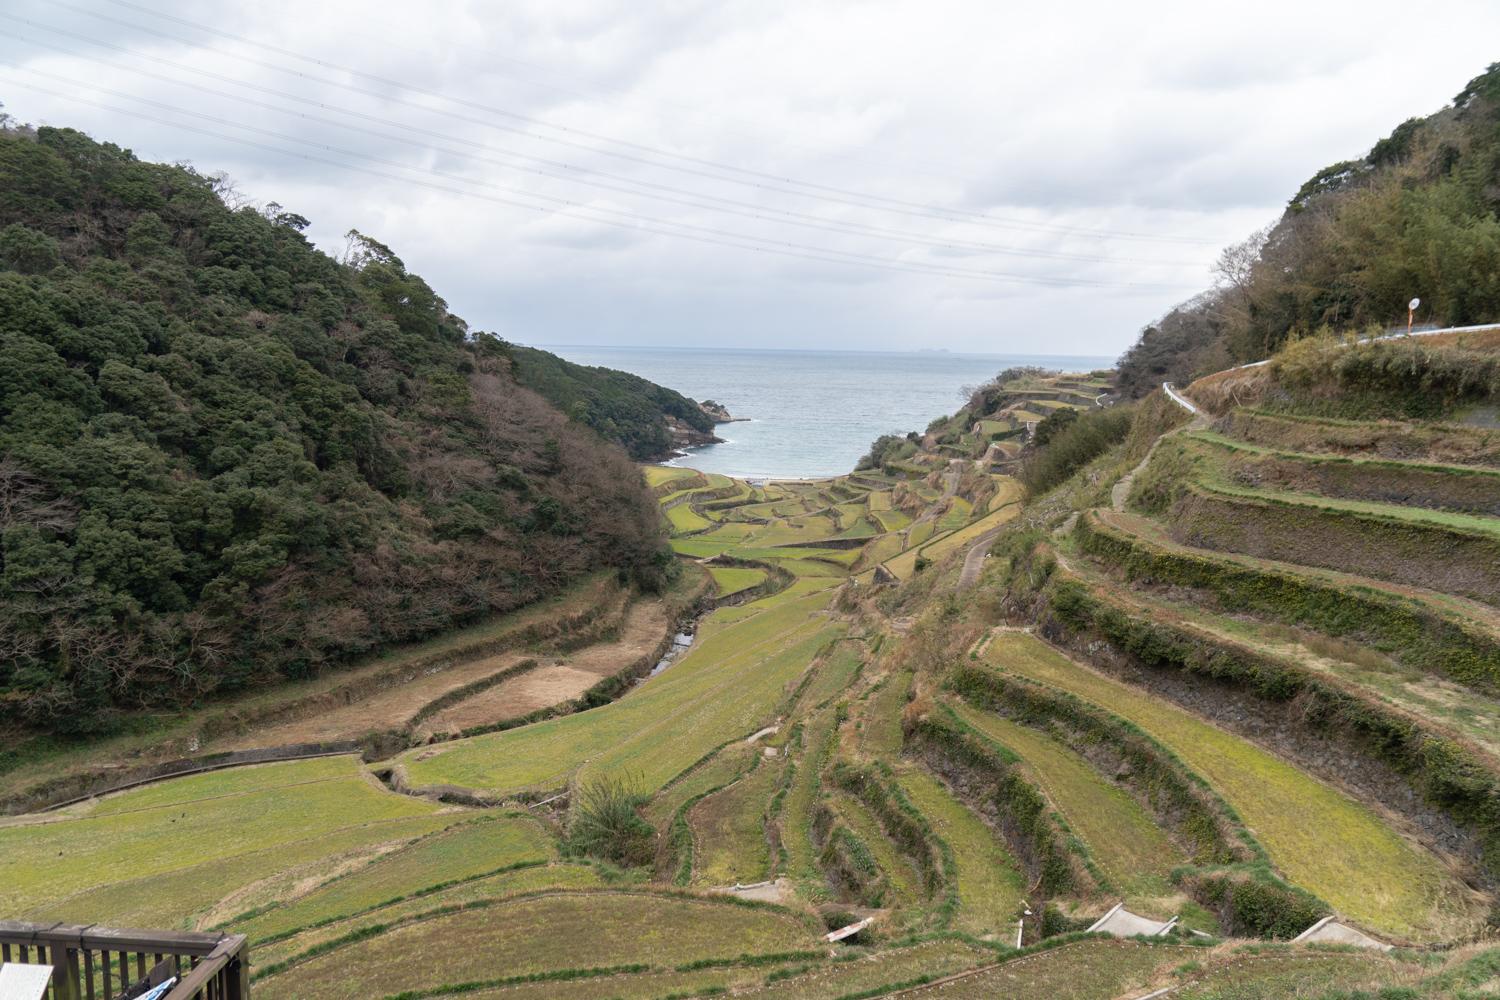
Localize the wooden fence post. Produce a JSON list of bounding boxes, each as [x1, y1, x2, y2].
[[46, 924, 83, 1000]]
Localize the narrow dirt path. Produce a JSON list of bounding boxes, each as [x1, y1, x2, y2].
[[956, 529, 1001, 589], [1111, 382, 1209, 512]]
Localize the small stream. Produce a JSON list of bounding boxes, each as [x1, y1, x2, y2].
[[639, 630, 696, 685]]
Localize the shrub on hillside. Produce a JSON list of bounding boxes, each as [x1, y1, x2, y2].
[[1274, 336, 1500, 418], [1177, 871, 1327, 939], [564, 774, 655, 868], [1018, 406, 1134, 496], [1031, 407, 1078, 446], [857, 432, 918, 471]]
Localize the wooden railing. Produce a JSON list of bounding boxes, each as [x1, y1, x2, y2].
[[0, 922, 247, 1000]]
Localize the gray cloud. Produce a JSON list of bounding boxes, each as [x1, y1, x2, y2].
[[2, 0, 1496, 359]]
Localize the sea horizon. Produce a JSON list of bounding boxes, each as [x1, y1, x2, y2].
[[547, 344, 1116, 478]]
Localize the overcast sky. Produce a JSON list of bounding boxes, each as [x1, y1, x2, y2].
[[2, 1, 1497, 358]]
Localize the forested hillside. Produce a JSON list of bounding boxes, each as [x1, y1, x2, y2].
[[508, 344, 717, 460], [0, 121, 670, 733], [1117, 62, 1500, 396]]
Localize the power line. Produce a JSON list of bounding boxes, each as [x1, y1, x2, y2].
[[0, 74, 1200, 292], [5, 31, 1206, 270], [43, 0, 1225, 247], [111, 0, 987, 187]]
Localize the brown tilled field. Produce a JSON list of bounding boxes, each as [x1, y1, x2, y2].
[[419, 597, 674, 735]]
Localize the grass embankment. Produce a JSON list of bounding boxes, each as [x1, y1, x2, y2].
[[1221, 407, 1500, 467], [950, 703, 1181, 896], [253, 891, 818, 1000], [1081, 509, 1500, 684], [982, 633, 1472, 940], [1183, 429, 1500, 515], [1, 757, 459, 926]]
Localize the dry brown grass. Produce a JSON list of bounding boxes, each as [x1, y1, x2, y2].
[[1186, 364, 1275, 415]]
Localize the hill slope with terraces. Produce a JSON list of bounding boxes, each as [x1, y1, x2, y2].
[[16, 119, 1500, 1000], [10, 345, 1500, 997]]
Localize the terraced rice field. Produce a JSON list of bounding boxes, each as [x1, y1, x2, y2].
[[797, 641, 866, 711], [919, 501, 1022, 563], [900, 940, 1196, 999], [981, 632, 1476, 939], [1, 757, 460, 926], [689, 757, 782, 885], [710, 564, 767, 596], [977, 418, 1016, 436], [882, 542, 927, 581], [862, 669, 913, 754], [643, 744, 754, 830], [666, 500, 712, 533], [1169, 950, 1421, 998], [1198, 477, 1500, 537], [253, 891, 819, 1000], [731, 938, 997, 998], [400, 589, 843, 795], [872, 506, 913, 531], [248, 863, 608, 971], [938, 497, 974, 531], [1091, 507, 1500, 633], [833, 792, 922, 904], [230, 814, 556, 940], [1078, 576, 1500, 762], [645, 466, 700, 489], [781, 707, 838, 886], [896, 768, 1026, 933], [951, 703, 1182, 896], [431, 938, 997, 1000], [417, 593, 684, 737], [30, 399, 1454, 999]]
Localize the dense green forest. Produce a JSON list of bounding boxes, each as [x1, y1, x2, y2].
[[1117, 62, 1500, 396], [0, 120, 672, 733], [508, 345, 715, 461]]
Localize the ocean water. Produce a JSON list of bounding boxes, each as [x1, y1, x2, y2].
[[547, 346, 1116, 479]]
